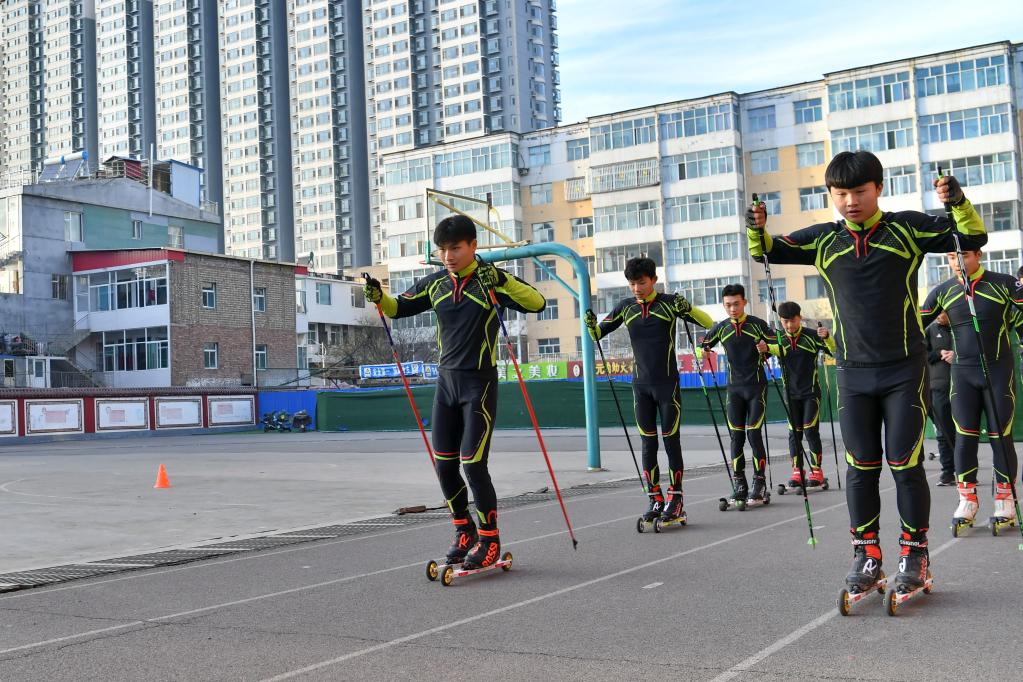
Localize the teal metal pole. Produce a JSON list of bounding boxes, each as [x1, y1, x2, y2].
[[481, 243, 601, 470]]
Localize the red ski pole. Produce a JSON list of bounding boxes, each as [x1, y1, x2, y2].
[[363, 273, 434, 467], [480, 264, 578, 549]]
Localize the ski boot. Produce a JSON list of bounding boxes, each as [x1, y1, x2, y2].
[[951, 482, 978, 537], [719, 472, 748, 511], [807, 468, 826, 488], [887, 532, 932, 616], [838, 531, 886, 615], [748, 475, 770, 507], [438, 529, 512, 585], [654, 488, 686, 532], [779, 467, 801, 496], [990, 482, 1017, 536], [426, 516, 477, 582], [636, 488, 665, 532]]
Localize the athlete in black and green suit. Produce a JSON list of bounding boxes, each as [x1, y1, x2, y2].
[[748, 150, 987, 593], [701, 283, 773, 502], [920, 248, 1023, 527], [585, 257, 713, 522], [766, 301, 835, 489], [364, 215, 545, 570]]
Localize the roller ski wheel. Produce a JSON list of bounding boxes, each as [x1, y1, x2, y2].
[[426, 560, 439, 581], [655, 511, 687, 532], [426, 557, 463, 582], [885, 571, 933, 616], [718, 498, 729, 512], [653, 517, 663, 533], [951, 517, 974, 537], [736, 498, 747, 511], [989, 516, 1016, 536], [440, 551, 513, 586], [636, 517, 648, 533], [837, 571, 887, 616], [777, 484, 787, 496]]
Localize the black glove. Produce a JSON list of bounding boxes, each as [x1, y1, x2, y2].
[[584, 309, 599, 341], [942, 174, 966, 207], [476, 261, 506, 289], [672, 294, 692, 317], [363, 275, 383, 303]]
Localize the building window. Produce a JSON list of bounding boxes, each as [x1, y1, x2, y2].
[[255, 344, 267, 371], [351, 287, 366, 308], [537, 338, 560, 355], [202, 283, 217, 309], [316, 282, 331, 305], [131, 219, 143, 240], [757, 278, 787, 303], [572, 255, 596, 279], [595, 201, 661, 232], [168, 225, 184, 248], [759, 191, 782, 215], [570, 217, 593, 239], [915, 55, 1006, 97], [253, 287, 266, 312], [659, 103, 736, 140], [796, 142, 825, 168], [831, 119, 914, 153], [663, 191, 737, 224], [64, 211, 83, 242], [566, 138, 589, 160], [799, 186, 828, 212], [203, 342, 219, 369], [677, 276, 746, 307], [529, 183, 552, 205], [921, 153, 1015, 188], [793, 98, 822, 124], [534, 258, 557, 282], [918, 103, 1010, 145], [296, 289, 307, 313], [883, 165, 917, 196], [533, 222, 555, 243], [591, 158, 660, 193], [747, 106, 776, 132], [537, 298, 559, 320], [750, 149, 778, 175], [297, 346, 308, 370], [589, 116, 656, 152], [663, 147, 738, 182], [596, 242, 664, 274], [101, 327, 169, 372], [805, 275, 828, 299], [50, 274, 69, 300], [666, 234, 740, 266], [564, 177, 588, 201], [828, 71, 910, 111], [528, 144, 550, 166]]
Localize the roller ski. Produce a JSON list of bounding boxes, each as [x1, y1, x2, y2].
[[719, 474, 770, 511], [885, 533, 932, 616], [635, 489, 665, 533], [951, 482, 978, 537], [838, 533, 886, 616], [777, 467, 830, 495], [428, 530, 512, 586], [425, 517, 478, 581], [651, 489, 687, 533], [989, 482, 1017, 536]]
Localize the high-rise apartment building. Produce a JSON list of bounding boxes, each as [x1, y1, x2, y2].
[[95, 0, 155, 159]]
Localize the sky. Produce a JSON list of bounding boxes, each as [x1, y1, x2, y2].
[[555, 0, 1023, 123]]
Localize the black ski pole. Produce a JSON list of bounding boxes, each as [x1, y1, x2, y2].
[[587, 309, 649, 495], [752, 194, 818, 548], [760, 358, 775, 490], [818, 321, 842, 489], [939, 168, 1023, 551], [683, 320, 735, 494]]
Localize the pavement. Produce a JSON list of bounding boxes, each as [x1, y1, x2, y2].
[[2, 426, 1019, 680]]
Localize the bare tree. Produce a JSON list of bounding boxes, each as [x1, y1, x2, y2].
[[323, 323, 439, 368]]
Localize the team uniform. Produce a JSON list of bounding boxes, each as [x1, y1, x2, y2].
[[594, 292, 713, 520], [924, 320, 956, 483], [702, 314, 773, 500], [380, 260, 545, 567]]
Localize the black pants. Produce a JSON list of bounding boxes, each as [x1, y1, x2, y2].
[[928, 385, 955, 477], [839, 355, 929, 537], [787, 392, 822, 470], [951, 361, 1017, 485], [432, 368, 499, 530], [632, 381, 684, 491], [726, 383, 767, 476]]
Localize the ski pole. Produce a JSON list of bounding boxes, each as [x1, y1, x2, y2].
[[938, 169, 1023, 550], [818, 321, 842, 489], [759, 358, 776, 490], [480, 261, 578, 549], [683, 321, 735, 493], [588, 309, 649, 495], [752, 194, 818, 548], [363, 273, 435, 468]]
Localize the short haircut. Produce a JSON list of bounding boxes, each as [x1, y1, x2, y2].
[[825, 150, 884, 189], [721, 283, 746, 300], [624, 257, 657, 281], [778, 301, 802, 319], [1017, 265, 1023, 280], [433, 214, 476, 247]]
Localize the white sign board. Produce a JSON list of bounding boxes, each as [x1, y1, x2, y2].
[[0, 400, 16, 437], [25, 399, 84, 435], [207, 395, 255, 426], [95, 398, 150, 432], [155, 398, 202, 429]]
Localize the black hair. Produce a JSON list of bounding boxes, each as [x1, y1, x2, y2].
[[778, 301, 801, 319], [824, 150, 884, 189], [433, 214, 476, 247], [624, 257, 658, 281], [721, 283, 746, 300], [1017, 265, 1023, 280]]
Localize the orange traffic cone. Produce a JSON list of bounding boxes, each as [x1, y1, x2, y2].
[[154, 463, 171, 489]]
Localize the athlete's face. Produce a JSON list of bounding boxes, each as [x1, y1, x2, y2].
[[781, 316, 801, 335], [828, 182, 882, 224], [628, 275, 657, 301], [437, 239, 478, 273], [946, 250, 982, 279], [722, 295, 746, 319]]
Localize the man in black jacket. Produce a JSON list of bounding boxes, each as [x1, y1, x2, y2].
[[925, 312, 955, 486]]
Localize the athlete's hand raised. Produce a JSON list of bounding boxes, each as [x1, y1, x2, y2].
[[746, 202, 767, 230], [584, 309, 599, 341], [363, 274, 383, 304], [476, 261, 506, 289], [934, 174, 965, 207], [671, 293, 693, 317]]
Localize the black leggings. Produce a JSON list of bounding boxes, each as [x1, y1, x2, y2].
[[632, 382, 684, 491], [726, 384, 767, 476], [929, 385, 956, 477], [787, 393, 822, 470], [951, 361, 1017, 485], [839, 356, 929, 537], [432, 369, 499, 530]]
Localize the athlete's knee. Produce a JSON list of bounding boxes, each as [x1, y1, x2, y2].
[[461, 460, 493, 488]]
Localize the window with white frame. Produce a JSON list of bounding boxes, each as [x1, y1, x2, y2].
[[537, 298, 559, 320], [537, 337, 560, 355], [590, 158, 659, 193], [796, 142, 825, 168], [570, 217, 593, 239], [799, 186, 828, 211], [918, 104, 1010, 144], [594, 201, 660, 232], [255, 344, 267, 370], [921, 153, 1015, 188], [747, 106, 776, 132], [203, 342, 219, 369], [828, 71, 910, 110], [533, 258, 557, 282], [915, 55, 1006, 97], [663, 190, 738, 224], [750, 149, 778, 175], [831, 119, 914, 153], [131, 219, 143, 240], [666, 233, 740, 266], [201, 283, 217, 309], [529, 183, 552, 205], [805, 275, 828, 299], [527, 144, 550, 166], [883, 165, 917, 196], [64, 211, 83, 242], [252, 287, 266, 312], [532, 222, 555, 243], [315, 282, 331, 304], [793, 98, 822, 124], [759, 191, 782, 215]]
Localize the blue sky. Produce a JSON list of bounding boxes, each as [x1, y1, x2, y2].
[[556, 0, 1023, 123]]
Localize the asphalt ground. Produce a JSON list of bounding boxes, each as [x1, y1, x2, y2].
[[1, 448, 1020, 681]]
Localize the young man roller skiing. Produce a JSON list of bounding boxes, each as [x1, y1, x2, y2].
[[363, 215, 545, 570], [766, 301, 835, 490], [701, 284, 773, 504], [747, 150, 987, 598], [920, 249, 1023, 534], [585, 257, 713, 525]]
